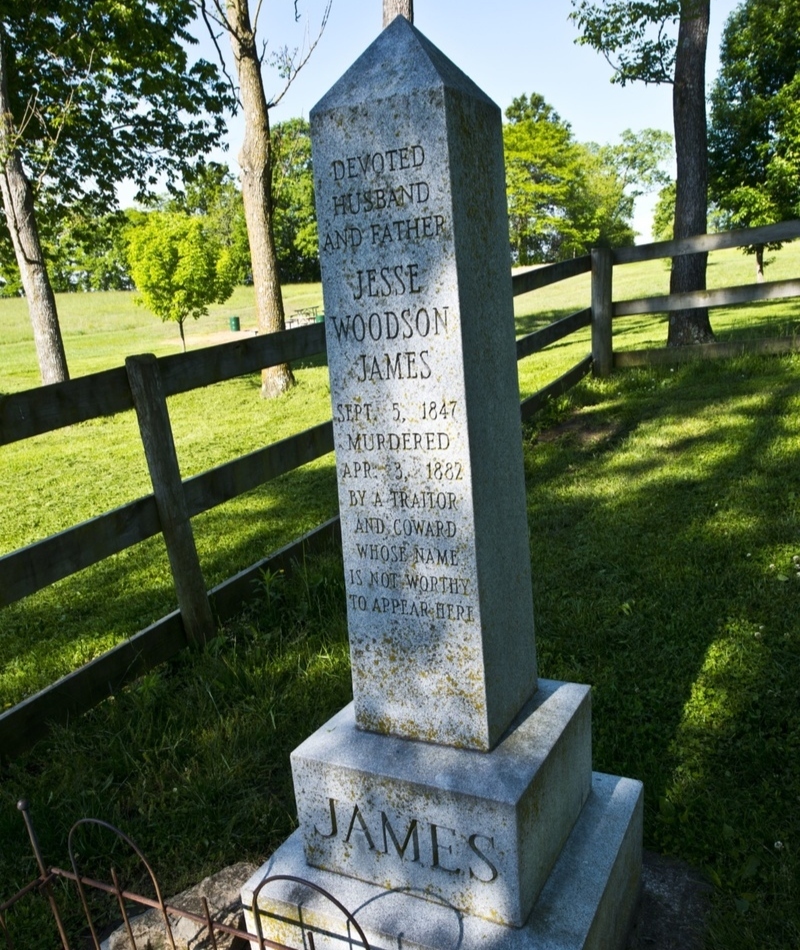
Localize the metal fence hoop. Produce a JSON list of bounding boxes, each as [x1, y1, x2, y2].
[[251, 874, 371, 950], [67, 817, 177, 950]]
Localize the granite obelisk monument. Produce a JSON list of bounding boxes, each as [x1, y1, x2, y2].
[[243, 18, 642, 949]]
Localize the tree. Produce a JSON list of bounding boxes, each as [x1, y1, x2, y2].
[[383, 0, 413, 27], [582, 128, 672, 243], [568, 143, 637, 250], [504, 94, 587, 263], [708, 0, 800, 281], [39, 207, 134, 293], [0, 0, 233, 384], [601, 129, 673, 202], [200, 0, 329, 398], [126, 212, 236, 351], [0, 27, 66, 383], [172, 162, 251, 285], [503, 95, 665, 262], [571, 0, 713, 345], [271, 118, 320, 284], [652, 180, 677, 242]]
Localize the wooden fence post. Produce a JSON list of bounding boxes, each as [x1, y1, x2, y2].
[[591, 247, 613, 377], [126, 354, 215, 648]]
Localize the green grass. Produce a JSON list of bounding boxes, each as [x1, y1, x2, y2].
[[1, 247, 800, 949], [524, 357, 800, 949], [513, 242, 800, 397], [0, 285, 334, 707]]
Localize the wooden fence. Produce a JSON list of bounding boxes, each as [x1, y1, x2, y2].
[[1, 218, 798, 759], [593, 219, 800, 373]]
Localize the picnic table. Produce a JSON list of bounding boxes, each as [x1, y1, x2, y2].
[[286, 306, 322, 328]]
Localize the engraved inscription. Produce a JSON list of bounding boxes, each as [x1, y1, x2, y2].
[[321, 135, 471, 625], [314, 113, 488, 739], [314, 797, 499, 884]]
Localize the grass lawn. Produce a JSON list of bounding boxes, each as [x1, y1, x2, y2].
[[1, 245, 799, 949]]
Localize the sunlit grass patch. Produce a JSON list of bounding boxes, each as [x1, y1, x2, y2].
[[521, 354, 800, 949]]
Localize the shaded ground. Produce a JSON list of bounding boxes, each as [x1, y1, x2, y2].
[[628, 851, 712, 949]]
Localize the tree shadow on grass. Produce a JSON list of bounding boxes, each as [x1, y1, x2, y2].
[[3, 356, 799, 948], [525, 357, 800, 947]]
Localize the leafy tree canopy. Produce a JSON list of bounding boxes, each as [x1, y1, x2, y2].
[[571, 0, 713, 345], [503, 94, 586, 263], [652, 180, 677, 241], [503, 94, 670, 263], [570, 0, 681, 85], [125, 211, 237, 350], [169, 162, 251, 285], [271, 117, 320, 283], [0, 0, 234, 216], [708, 0, 800, 231]]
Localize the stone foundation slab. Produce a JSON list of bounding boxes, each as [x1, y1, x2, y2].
[[243, 771, 643, 950]]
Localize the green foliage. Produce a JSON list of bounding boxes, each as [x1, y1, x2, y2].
[[569, 142, 638, 249], [271, 118, 320, 283], [170, 162, 251, 285], [504, 94, 582, 263], [503, 94, 668, 260], [0, 0, 233, 215], [43, 208, 134, 293], [3, 344, 800, 948], [0, 227, 23, 296], [569, 0, 681, 85], [600, 128, 673, 198], [652, 180, 676, 241], [125, 212, 237, 349], [708, 0, 800, 234]]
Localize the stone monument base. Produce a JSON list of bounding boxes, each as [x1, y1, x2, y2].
[[242, 771, 642, 950], [291, 681, 592, 926]]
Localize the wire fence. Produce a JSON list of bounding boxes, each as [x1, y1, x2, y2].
[[1, 801, 369, 950]]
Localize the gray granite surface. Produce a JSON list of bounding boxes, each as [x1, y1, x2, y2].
[[311, 16, 536, 752]]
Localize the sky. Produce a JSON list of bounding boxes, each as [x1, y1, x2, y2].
[[192, 0, 743, 241]]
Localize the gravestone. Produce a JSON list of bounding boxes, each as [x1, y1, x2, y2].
[[243, 17, 642, 950], [314, 1, 537, 755]]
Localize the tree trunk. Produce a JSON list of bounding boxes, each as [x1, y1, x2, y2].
[[668, 0, 713, 346], [755, 244, 765, 283], [383, 0, 413, 28], [226, 0, 295, 398], [0, 29, 69, 385]]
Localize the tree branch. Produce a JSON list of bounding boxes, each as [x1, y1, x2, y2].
[[268, 0, 332, 109], [197, 0, 241, 106]]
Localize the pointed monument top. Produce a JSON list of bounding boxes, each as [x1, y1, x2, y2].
[[311, 16, 496, 116]]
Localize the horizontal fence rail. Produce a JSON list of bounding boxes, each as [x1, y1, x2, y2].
[[515, 308, 592, 360], [511, 256, 592, 295], [0, 519, 342, 760], [0, 324, 326, 446], [0, 421, 335, 609], [590, 219, 800, 374], [0, 281, 590, 758], [613, 277, 800, 318], [520, 355, 593, 421], [613, 219, 800, 266]]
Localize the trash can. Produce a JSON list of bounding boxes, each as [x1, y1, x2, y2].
[[229, 316, 240, 332]]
